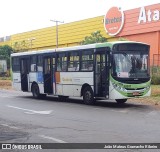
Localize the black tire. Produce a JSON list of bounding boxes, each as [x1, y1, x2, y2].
[[32, 83, 41, 98], [83, 86, 95, 105], [116, 99, 127, 104]]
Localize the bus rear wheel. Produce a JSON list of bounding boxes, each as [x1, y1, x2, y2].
[[83, 86, 95, 105], [32, 84, 40, 98], [116, 99, 127, 104], [31, 83, 46, 99]]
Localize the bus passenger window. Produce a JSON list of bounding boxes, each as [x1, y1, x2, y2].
[[30, 56, 37, 72], [68, 52, 79, 71], [57, 53, 67, 71], [52, 58, 55, 69], [37, 56, 43, 72], [44, 58, 51, 74], [81, 50, 93, 71]]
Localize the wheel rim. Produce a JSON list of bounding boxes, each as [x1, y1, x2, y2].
[[85, 90, 91, 102]]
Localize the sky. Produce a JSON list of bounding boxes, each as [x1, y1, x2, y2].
[[0, 0, 160, 37]]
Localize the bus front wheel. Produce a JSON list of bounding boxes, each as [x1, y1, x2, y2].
[[116, 99, 127, 104], [83, 86, 95, 105]]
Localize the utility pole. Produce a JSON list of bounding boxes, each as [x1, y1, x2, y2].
[[28, 38, 36, 50], [50, 20, 64, 48]]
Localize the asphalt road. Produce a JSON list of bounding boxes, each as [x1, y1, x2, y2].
[[0, 89, 160, 152]]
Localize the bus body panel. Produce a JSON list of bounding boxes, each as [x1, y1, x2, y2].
[[55, 72, 94, 97], [109, 79, 151, 100], [12, 73, 21, 91], [109, 84, 151, 100]]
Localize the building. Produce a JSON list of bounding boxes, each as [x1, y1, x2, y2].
[[0, 3, 160, 65], [110, 3, 160, 66], [0, 16, 110, 51]]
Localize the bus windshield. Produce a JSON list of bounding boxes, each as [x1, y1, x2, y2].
[[112, 51, 149, 78]]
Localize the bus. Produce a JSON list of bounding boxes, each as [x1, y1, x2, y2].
[[11, 41, 151, 104]]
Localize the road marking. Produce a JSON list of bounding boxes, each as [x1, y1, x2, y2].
[[147, 111, 158, 116], [39, 135, 67, 143], [0, 95, 16, 98], [1, 124, 20, 130], [111, 109, 129, 113], [7, 105, 53, 115]]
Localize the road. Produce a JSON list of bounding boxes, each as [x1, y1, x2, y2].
[[0, 89, 160, 152]]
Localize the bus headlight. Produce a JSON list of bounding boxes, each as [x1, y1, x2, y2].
[[112, 83, 127, 92], [145, 86, 150, 90]]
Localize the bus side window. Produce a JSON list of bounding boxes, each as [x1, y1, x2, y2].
[[37, 55, 43, 72], [81, 50, 93, 71], [57, 53, 67, 72], [68, 52, 79, 71], [30, 56, 37, 72], [57, 56, 61, 71], [44, 58, 51, 74], [52, 58, 55, 70]]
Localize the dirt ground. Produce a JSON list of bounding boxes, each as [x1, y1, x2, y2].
[[0, 79, 160, 109], [129, 85, 160, 109], [0, 80, 12, 90]]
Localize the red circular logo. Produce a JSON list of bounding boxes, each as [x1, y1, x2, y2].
[[104, 7, 124, 36]]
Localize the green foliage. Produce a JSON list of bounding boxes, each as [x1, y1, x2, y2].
[[118, 37, 128, 41], [151, 66, 160, 85], [13, 40, 29, 52], [0, 75, 11, 80], [81, 31, 107, 45], [0, 45, 14, 69], [151, 75, 160, 85]]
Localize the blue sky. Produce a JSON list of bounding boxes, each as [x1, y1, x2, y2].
[[0, 0, 159, 37]]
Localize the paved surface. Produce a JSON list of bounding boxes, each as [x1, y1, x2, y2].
[[0, 89, 160, 152]]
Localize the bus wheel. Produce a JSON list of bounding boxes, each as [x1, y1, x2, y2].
[[116, 99, 127, 104], [83, 86, 94, 105], [32, 84, 40, 98]]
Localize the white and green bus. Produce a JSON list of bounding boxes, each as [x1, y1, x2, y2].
[[11, 41, 151, 104]]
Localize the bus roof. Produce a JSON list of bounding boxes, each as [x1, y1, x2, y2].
[[11, 41, 149, 57]]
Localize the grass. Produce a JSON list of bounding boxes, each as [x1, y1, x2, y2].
[[0, 76, 11, 80], [150, 85, 160, 106], [151, 85, 160, 96], [129, 85, 160, 107]]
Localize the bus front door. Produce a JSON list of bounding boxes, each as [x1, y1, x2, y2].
[[95, 49, 109, 98], [43, 56, 53, 94], [20, 58, 29, 91]]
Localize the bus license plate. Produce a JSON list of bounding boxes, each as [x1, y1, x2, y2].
[[133, 92, 140, 96]]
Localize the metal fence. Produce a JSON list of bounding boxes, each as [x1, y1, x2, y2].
[[152, 54, 160, 75]]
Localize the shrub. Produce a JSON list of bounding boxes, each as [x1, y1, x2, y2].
[[151, 75, 160, 85]]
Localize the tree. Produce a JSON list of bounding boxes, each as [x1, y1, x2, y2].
[[81, 31, 107, 45], [0, 45, 14, 69], [13, 40, 29, 52], [118, 37, 128, 41]]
